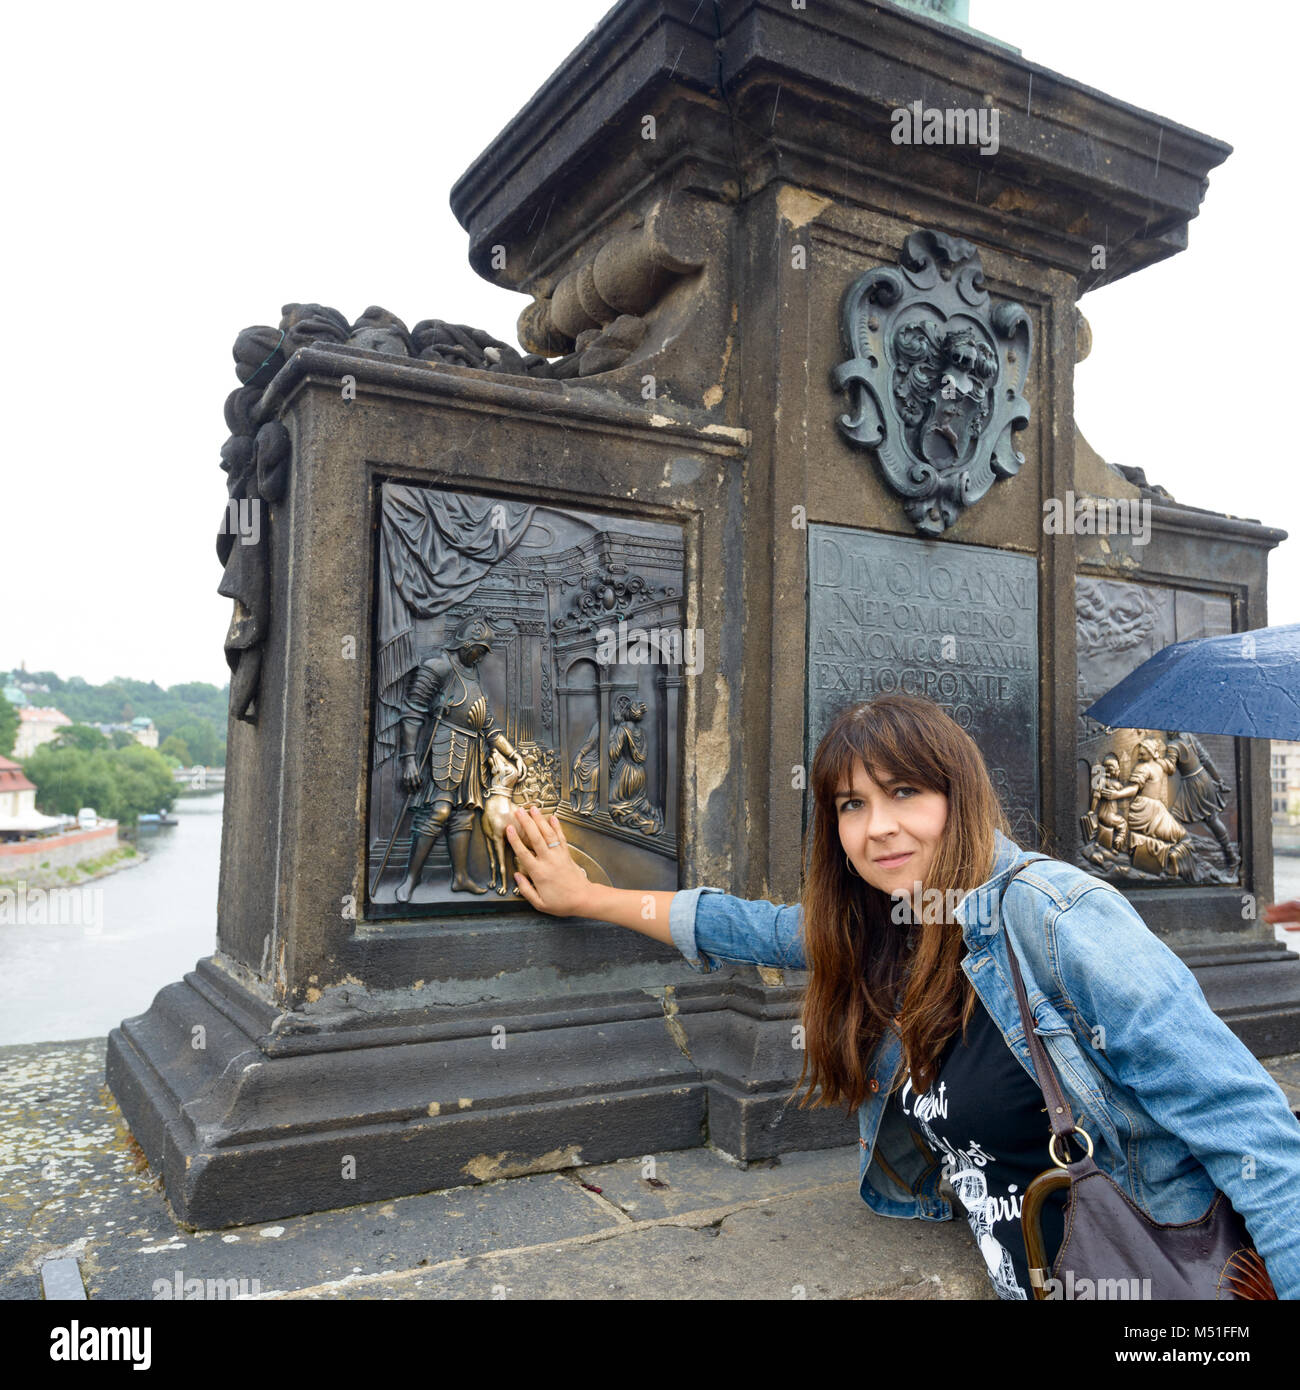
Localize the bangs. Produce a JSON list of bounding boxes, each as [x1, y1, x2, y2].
[[814, 706, 949, 807]]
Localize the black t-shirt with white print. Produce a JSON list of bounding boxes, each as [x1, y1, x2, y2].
[[897, 997, 1069, 1300]]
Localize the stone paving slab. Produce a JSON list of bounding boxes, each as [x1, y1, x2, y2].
[[566, 1144, 856, 1221], [276, 1183, 995, 1301], [87, 1170, 618, 1301], [4, 1036, 1298, 1300]]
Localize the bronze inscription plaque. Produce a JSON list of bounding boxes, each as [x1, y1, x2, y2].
[[806, 525, 1039, 842]]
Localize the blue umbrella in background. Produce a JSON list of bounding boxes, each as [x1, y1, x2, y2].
[[1085, 624, 1300, 740]]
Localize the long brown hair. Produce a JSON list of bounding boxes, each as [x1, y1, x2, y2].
[[794, 694, 1011, 1111]]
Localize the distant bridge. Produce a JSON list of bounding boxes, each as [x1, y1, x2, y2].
[[173, 766, 225, 789]]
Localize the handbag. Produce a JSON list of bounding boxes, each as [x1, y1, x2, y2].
[[999, 858, 1276, 1301]]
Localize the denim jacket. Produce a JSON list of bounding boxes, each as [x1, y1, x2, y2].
[[668, 829, 1300, 1299]]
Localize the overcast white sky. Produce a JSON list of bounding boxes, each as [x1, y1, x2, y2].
[[5, 0, 1295, 690]]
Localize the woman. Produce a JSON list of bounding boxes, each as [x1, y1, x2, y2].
[[506, 694, 1300, 1300], [607, 695, 663, 834]]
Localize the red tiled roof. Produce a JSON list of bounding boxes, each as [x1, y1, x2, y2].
[[0, 755, 36, 794]]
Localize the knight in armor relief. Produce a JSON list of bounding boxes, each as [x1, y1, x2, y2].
[[395, 615, 526, 902]]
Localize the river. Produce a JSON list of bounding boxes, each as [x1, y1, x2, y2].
[[0, 794, 223, 1045]]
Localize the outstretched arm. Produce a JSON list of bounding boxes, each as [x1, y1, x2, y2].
[[507, 805, 805, 970]]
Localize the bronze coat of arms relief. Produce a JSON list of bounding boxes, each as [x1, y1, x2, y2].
[[833, 229, 1032, 536]]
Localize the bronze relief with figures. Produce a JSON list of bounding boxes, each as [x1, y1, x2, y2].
[[367, 482, 684, 914], [1076, 576, 1240, 885]]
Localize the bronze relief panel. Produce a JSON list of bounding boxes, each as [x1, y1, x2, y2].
[[367, 481, 685, 916], [1075, 576, 1240, 886]]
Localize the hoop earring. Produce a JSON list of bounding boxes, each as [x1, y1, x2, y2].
[[845, 854, 862, 878]]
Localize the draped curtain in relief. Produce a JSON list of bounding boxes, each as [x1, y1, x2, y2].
[[375, 485, 535, 768]]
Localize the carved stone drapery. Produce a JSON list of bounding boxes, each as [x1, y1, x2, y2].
[[373, 485, 536, 770], [218, 323, 296, 721], [833, 230, 1031, 536]]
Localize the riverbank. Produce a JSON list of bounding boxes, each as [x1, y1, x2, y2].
[[0, 844, 145, 893]]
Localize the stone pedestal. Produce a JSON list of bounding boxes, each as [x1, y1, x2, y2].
[[107, 0, 1298, 1227]]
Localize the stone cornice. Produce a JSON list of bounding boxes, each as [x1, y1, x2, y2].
[[258, 343, 750, 455], [450, 0, 1231, 292]]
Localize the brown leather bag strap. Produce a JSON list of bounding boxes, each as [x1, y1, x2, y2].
[[1000, 858, 1078, 1148]]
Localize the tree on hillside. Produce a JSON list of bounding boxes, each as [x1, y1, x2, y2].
[[172, 719, 220, 767], [17, 670, 64, 692], [168, 681, 224, 703], [7, 670, 229, 761], [160, 734, 192, 765], [0, 697, 17, 758], [53, 724, 111, 753], [110, 730, 135, 749]]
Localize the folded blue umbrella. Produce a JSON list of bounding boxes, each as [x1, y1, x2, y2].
[[1085, 624, 1300, 740]]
